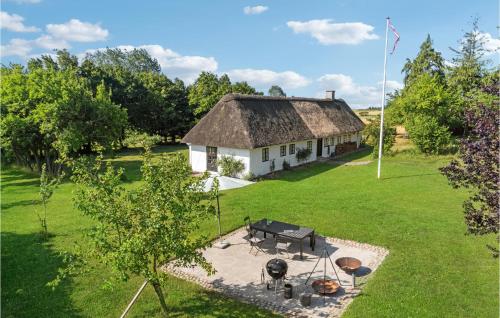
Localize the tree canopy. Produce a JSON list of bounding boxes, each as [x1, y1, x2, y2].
[[0, 60, 127, 174], [268, 85, 286, 97], [402, 35, 446, 85], [188, 72, 262, 119], [81, 48, 192, 139]]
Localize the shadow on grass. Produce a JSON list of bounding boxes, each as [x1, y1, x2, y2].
[[381, 172, 441, 180], [1, 199, 39, 211], [113, 160, 144, 183], [1, 179, 40, 189], [130, 278, 280, 318], [1, 232, 81, 318], [171, 290, 280, 318], [265, 147, 373, 183]]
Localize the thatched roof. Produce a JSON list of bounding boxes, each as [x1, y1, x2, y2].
[[182, 94, 365, 149]]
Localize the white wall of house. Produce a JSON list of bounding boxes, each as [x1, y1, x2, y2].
[[189, 144, 207, 172], [188, 133, 362, 178], [188, 144, 250, 176], [217, 147, 251, 177], [249, 139, 317, 176]]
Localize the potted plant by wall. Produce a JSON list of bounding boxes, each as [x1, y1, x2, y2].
[[217, 155, 244, 178]]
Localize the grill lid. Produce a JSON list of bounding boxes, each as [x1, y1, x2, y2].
[[266, 258, 288, 279]]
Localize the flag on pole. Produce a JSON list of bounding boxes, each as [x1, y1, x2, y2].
[[388, 19, 400, 54]]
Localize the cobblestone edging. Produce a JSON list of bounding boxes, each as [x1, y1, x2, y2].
[[162, 228, 389, 318]]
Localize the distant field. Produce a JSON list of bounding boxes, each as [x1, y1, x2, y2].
[[354, 109, 381, 124], [355, 109, 407, 136]]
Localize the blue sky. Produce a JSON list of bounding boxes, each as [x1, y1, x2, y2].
[[1, 0, 498, 108]]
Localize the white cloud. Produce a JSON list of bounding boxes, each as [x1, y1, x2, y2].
[[479, 32, 500, 55], [0, 38, 32, 57], [0, 11, 40, 32], [287, 19, 379, 45], [226, 68, 311, 89], [82, 45, 218, 84], [243, 5, 268, 15], [384, 80, 404, 91], [317, 73, 402, 108], [46, 19, 108, 42], [1, 18, 110, 57], [34, 35, 69, 49]]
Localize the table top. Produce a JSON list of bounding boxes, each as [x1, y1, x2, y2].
[[250, 218, 314, 240]]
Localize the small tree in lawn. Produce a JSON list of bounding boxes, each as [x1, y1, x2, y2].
[[36, 163, 63, 239], [440, 102, 499, 257], [70, 148, 217, 315], [363, 118, 396, 158]]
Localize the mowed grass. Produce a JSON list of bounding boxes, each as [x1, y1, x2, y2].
[[1, 146, 498, 317]]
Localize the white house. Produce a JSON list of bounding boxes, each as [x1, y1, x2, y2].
[[182, 91, 365, 177]]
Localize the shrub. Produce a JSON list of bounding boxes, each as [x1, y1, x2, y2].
[[363, 118, 396, 158], [217, 155, 245, 177], [270, 159, 276, 173], [296, 148, 312, 163], [243, 172, 255, 181], [282, 159, 291, 170], [406, 115, 452, 154]]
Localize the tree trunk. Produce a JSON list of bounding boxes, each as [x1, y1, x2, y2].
[[152, 282, 168, 317]]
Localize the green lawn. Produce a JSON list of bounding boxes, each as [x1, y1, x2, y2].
[[1, 146, 498, 317]]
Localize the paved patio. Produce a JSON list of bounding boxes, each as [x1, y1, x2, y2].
[[203, 173, 254, 192], [164, 227, 388, 317]]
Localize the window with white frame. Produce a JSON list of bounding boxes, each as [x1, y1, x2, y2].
[[289, 143, 295, 155], [307, 141, 313, 151]]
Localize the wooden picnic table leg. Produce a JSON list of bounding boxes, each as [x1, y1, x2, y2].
[[300, 239, 303, 259], [311, 231, 315, 251]]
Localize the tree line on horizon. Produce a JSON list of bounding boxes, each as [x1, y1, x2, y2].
[[0, 48, 290, 174]]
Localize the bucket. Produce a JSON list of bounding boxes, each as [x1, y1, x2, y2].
[[300, 293, 312, 306]]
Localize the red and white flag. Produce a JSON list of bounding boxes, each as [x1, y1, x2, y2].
[[388, 19, 400, 54]]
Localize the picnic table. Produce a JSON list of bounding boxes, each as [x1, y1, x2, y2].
[[250, 219, 315, 259]]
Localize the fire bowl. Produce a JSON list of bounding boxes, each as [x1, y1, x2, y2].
[[311, 279, 340, 295], [335, 257, 361, 274]]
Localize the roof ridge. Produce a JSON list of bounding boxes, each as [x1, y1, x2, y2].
[[222, 93, 336, 103]]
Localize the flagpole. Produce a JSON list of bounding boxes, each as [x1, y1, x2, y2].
[[377, 17, 390, 179]]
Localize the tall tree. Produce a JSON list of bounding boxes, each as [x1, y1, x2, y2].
[[440, 80, 499, 256], [188, 72, 231, 118], [70, 148, 217, 316], [268, 85, 286, 97], [448, 19, 488, 97], [402, 35, 446, 85], [387, 36, 463, 153]]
